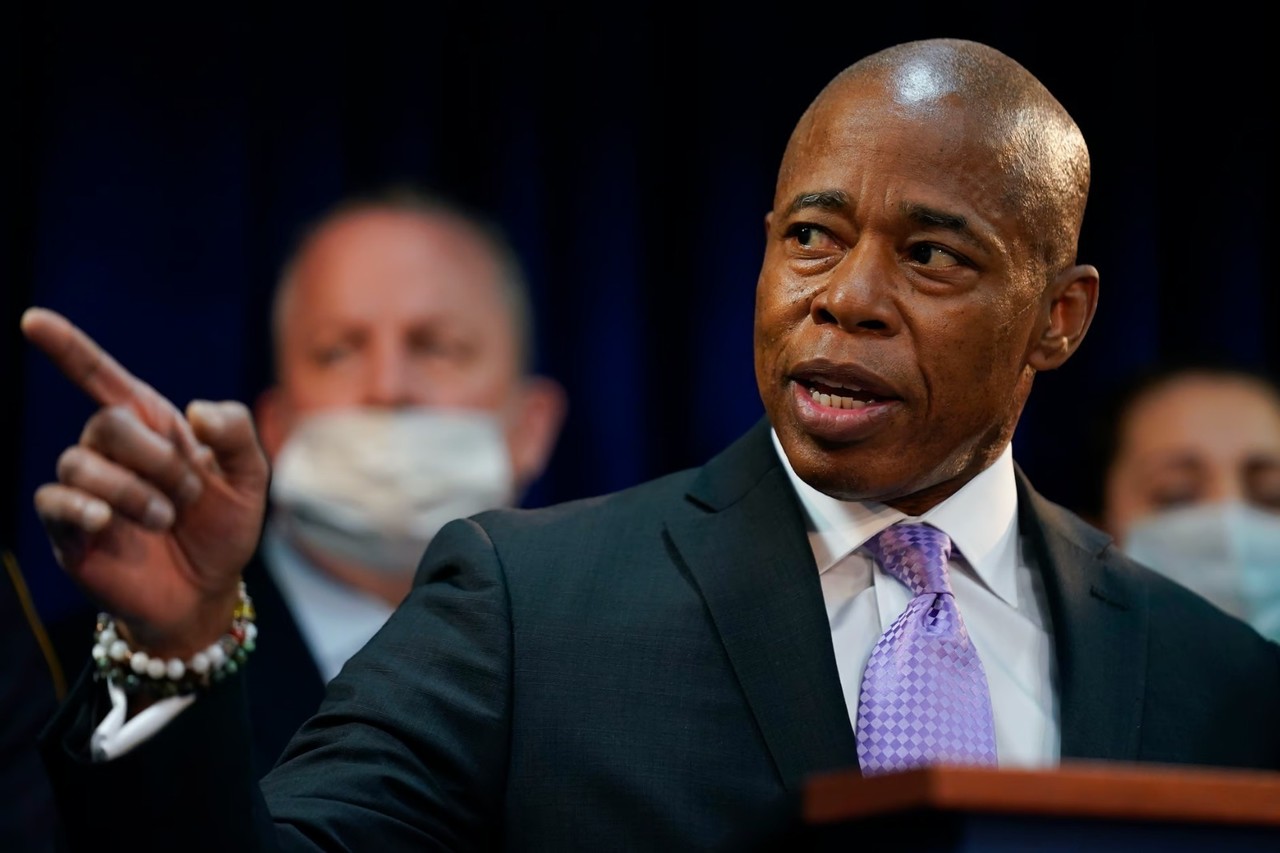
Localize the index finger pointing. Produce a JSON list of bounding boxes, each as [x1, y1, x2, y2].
[[22, 307, 209, 461], [21, 306, 145, 408]]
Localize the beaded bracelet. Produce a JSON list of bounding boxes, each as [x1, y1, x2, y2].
[[91, 581, 257, 698]]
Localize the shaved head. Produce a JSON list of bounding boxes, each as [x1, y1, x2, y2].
[[783, 38, 1090, 277]]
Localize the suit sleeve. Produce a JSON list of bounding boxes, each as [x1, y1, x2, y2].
[[39, 660, 276, 852], [39, 517, 514, 852], [262, 515, 514, 849]]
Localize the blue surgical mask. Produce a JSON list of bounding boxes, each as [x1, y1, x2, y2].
[[1123, 501, 1280, 642]]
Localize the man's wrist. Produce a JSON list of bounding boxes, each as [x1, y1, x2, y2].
[[91, 581, 257, 701]]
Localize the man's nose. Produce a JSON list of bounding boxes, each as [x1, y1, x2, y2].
[[808, 241, 901, 335], [1207, 473, 1250, 506], [363, 342, 419, 407]]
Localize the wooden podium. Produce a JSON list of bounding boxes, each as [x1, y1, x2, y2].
[[798, 761, 1280, 851]]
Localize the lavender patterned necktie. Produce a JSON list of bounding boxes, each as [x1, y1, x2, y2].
[[855, 522, 998, 775]]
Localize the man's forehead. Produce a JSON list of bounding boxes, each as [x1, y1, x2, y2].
[[780, 117, 1015, 223], [301, 210, 491, 276], [1127, 379, 1280, 443], [290, 217, 502, 306], [271, 251, 511, 367], [285, 276, 507, 332]]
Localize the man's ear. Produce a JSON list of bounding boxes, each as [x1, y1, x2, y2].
[[1028, 264, 1100, 371], [506, 376, 568, 494], [253, 386, 289, 462]]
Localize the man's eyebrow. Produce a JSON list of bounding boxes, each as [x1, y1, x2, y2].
[[783, 191, 849, 217], [903, 203, 968, 233], [902, 203, 989, 251], [1137, 452, 1204, 473]]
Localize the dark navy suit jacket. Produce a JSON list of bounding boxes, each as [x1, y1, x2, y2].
[[240, 553, 328, 779], [39, 419, 1280, 851]]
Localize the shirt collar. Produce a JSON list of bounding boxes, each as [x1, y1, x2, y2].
[[770, 428, 1021, 606]]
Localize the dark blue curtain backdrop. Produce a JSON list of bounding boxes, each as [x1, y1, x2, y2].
[[6, 2, 1278, 623]]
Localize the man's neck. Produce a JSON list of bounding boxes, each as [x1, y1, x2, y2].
[[284, 535, 414, 607]]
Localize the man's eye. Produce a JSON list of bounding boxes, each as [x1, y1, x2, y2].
[[1148, 488, 1201, 510], [1246, 464, 1280, 510], [410, 333, 471, 362], [1247, 483, 1280, 511], [313, 343, 354, 365], [785, 223, 836, 251], [1252, 494, 1280, 513], [908, 244, 961, 268], [414, 340, 452, 358]]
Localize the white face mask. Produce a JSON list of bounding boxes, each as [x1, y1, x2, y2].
[[269, 407, 515, 577], [1123, 501, 1280, 642]]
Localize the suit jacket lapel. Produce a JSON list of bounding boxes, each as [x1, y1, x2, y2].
[[1016, 469, 1147, 762], [665, 420, 858, 791]]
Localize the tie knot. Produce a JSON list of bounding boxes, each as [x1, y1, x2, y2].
[[866, 523, 953, 596]]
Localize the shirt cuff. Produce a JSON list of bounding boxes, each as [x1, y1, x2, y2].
[[90, 679, 196, 761]]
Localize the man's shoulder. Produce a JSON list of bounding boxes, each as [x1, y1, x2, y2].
[[1021, 473, 1276, 646], [477, 463, 705, 537], [415, 464, 711, 596], [477, 417, 779, 539]]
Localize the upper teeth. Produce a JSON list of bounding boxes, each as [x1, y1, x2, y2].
[[809, 386, 869, 409]]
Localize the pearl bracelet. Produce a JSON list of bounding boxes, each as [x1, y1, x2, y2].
[[91, 581, 257, 698]]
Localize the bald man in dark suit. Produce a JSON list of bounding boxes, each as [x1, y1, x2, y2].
[[27, 37, 1280, 852]]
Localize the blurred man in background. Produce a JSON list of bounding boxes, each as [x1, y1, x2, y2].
[[243, 187, 567, 772], [1087, 364, 1280, 640], [45, 187, 568, 779]]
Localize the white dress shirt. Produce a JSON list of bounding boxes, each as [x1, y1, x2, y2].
[[260, 524, 395, 684], [771, 429, 1061, 768]]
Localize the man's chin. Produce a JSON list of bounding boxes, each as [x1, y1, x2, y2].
[[777, 427, 946, 503], [785, 443, 909, 503]]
